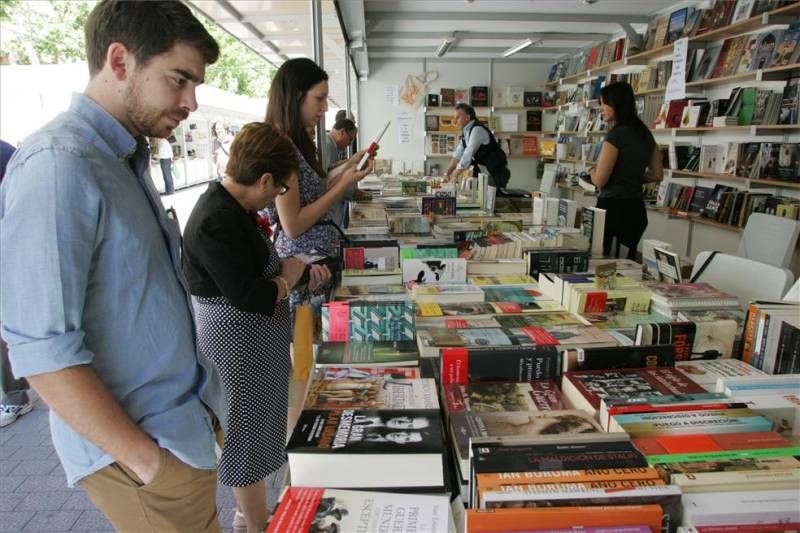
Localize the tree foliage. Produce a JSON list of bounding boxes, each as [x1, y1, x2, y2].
[[0, 0, 275, 98], [197, 14, 275, 99]]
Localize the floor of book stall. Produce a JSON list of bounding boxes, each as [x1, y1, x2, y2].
[[0, 392, 288, 533]]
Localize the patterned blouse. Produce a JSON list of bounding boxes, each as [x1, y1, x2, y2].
[[264, 146, 339, 258]]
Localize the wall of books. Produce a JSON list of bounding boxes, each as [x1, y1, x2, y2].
[[359, 58, 549, 190], [540, 0, 800, 270]]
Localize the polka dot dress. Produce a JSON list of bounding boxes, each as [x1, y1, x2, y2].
[[192, 237, 292, 488]]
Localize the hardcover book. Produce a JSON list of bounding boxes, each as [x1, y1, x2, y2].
[[470, 86, 489, 107], [286, 408, 445, 488], [440, 88, 455, 106], [524, 91, 542, 107], [752, 30, 785, 70]]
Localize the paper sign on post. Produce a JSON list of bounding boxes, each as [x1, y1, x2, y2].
[[665, 37, 688, 102]]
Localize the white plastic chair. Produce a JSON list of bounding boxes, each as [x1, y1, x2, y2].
[[691, 251, 795, 307], [737, 213, 800, 269]]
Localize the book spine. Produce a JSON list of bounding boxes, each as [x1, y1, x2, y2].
[[645, 446, 800, 465], [477, 467, 662, 488]]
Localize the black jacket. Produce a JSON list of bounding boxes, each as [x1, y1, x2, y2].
[[182, 182, 280, 316]]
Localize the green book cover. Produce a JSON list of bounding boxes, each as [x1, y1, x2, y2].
[[647, 446, 800, 465], [400, 248, 458, 260], [738, 87, 757, 125], [349, 302, 416, 341], [316, 341, 419, 366]]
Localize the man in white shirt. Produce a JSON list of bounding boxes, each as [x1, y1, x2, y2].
[[444, 103, 511, 189], [158, 137, 175, 194]]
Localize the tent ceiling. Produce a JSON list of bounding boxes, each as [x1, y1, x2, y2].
[[339, 0, 680, 77], [187, 0, 349, 107]]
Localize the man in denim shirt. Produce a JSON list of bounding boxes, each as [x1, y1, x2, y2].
[[0, 2, 226, 531]]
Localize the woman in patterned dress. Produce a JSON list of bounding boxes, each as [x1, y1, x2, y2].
[[182, 123, 331, 533], [263, 58, 374, 306]]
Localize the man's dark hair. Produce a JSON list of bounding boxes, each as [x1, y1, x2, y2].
[[335, 109, 347, 122], [85, 0, 220, 77], [455, 102, 477, 121], [332, 119, 357, 136]]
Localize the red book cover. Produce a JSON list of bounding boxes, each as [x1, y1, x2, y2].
[[666, 100, 687, 128], [614, 38, 625, 61], [584, 292, 609, 313], [445, 319, 469, 328], [324, 302, 350, 342], [586, 46, 599, 68], [343, 247, 365, 269], [267, 487, 323, 532], [493, 302, 523, 313], [520, 326, 560, 345], [441, 348, 469, 385]]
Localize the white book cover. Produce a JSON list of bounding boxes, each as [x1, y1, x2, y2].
[[676, 358, 765, 389], [716, 374, 800, 395], [682, 490, 800, 527], [401, 258, 467, 284]]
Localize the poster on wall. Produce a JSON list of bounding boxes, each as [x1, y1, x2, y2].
[[396, 109, 414, 144]]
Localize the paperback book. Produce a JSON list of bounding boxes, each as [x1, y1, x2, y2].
[[286, 408, 445, 488]]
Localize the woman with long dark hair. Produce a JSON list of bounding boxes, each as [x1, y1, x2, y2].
[[264, 58, 372, 306], [588, 81, 663, 259]]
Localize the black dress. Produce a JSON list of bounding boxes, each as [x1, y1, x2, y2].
[[183, 182, 291, 487]]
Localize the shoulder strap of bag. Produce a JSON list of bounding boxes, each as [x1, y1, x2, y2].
[[689, 251, 720, 283]]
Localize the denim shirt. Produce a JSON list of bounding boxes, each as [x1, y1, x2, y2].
[[0, 93, 226, 486]]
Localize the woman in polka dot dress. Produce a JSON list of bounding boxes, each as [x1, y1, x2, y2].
[[182, 123, 330, 533]]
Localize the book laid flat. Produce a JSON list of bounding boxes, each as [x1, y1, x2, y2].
[[286, 408, 445, 488], [562, 367, 707, 413], [315, 341, 419, 368], [267, 487, 450, 533], [443, 380, 563, 414], [304, 377, 439, 410]]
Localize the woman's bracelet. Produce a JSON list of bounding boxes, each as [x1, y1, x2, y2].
[[275, 275, 290, 301]]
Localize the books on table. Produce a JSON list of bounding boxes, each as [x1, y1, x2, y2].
[[286, 408, 445, 489], [267, 487, 450, 533]]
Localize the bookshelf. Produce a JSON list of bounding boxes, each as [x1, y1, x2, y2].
[[543, 3, 800, 268], [545, 3, 800, 89], [423, 99, 544, 163]]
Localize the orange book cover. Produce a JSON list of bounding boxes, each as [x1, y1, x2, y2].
[[633, 431, 791, 456], [466, 504, 663, 533], [477, 467, 662, 489]]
